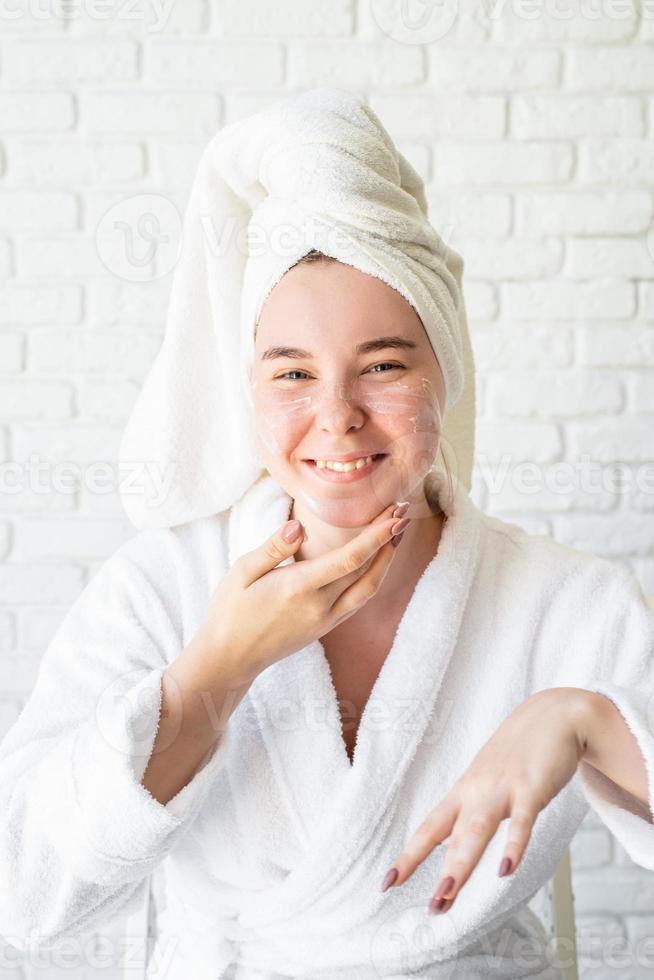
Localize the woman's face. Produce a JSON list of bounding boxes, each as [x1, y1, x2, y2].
[[249, 259, 446, 528]]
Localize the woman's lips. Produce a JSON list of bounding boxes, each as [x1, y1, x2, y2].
[[302, 454, 387, 483]]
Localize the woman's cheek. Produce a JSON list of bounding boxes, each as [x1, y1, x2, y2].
[[254, 408, 308, 468], [361, 378, 442, 457], [362, 384, 442, 504], [251, 382, 311, 459], [252, 374, 442, 469]]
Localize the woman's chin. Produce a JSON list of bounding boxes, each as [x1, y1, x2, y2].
[[275, 455, 415, 523], [295, 482, 398, 527]]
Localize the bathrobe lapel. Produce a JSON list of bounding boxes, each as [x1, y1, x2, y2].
[[226, 470, 483, 931]]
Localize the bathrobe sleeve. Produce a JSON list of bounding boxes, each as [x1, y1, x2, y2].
[[577, 564, 654, 869], [0, 535, 230, 951]]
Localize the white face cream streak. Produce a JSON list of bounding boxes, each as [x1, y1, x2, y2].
[[249, 370, 444, 520], [247, 257, 448, 526]]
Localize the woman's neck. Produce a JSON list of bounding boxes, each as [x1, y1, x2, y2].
[[290, 480, 447, 611], [374, 505, 446, 608]]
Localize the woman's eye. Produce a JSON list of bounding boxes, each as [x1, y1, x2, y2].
[[278, 370, 309, 381], [369, 362, 403, 373], [276, 363, 403, 381]]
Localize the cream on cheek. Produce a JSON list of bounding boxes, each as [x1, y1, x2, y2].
[[250, 372, 443, 493]]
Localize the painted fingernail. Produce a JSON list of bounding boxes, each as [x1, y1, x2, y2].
[[391, 517, 410, 536], [381, 867, 399, 892], [282, 520, 302, 542], [392, 501, 410, 518], [391, 529, 406, 548], [434, 875, 455, 901], [498, 856, 512, 877], [428, 895, 446, 913]]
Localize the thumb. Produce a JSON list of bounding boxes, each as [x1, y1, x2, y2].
[[238, 519, 305, 586]]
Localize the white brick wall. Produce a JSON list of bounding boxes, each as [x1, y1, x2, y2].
[[1, 0, 653, 977]]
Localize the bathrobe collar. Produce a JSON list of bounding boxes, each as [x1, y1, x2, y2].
[[226, 469, 483, 932]]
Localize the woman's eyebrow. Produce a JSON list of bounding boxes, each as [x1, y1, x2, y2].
[[259, 335, 418, 361]]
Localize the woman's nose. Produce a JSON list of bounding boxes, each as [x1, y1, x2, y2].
[[313, 380, 366, 432]]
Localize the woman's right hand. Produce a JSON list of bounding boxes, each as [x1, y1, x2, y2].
[[194, 501, 411, 684]]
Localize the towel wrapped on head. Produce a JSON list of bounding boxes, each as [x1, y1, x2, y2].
[[118, 86, 476, 530]]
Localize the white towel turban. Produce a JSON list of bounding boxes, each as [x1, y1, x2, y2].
[[118, 87, 476, 530]]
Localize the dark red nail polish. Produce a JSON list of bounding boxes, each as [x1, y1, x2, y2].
[[381, 867, 398, 892], [434, 875, 455, 900], [498, 856, 512, 877]]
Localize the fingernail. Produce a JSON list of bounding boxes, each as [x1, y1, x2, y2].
[[498, 856, 512, 877], [381, 867, 398, 893], [393, 501, 410, 519], [428, 895, 446, 914], [391, 517, 410, 536], [434, 875, 455, 901], [391, 529, 406, 548], [282, 520, 301, 542]]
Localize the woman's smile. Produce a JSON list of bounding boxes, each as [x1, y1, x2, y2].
[[250, 256, 447, 533], [302, 453, 388, 483]]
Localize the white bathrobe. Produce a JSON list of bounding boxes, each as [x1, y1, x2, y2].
[[1, 471, 653, 980]]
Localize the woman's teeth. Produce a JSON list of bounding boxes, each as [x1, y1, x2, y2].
[[314, 454, 379, 472]]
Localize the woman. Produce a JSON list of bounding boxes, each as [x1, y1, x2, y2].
[[0, 87, 653, 980]]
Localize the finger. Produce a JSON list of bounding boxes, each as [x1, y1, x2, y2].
[[238, 519, 306, 587], [430, 895, 455, 915], [326, 516, 411, 612], [383, 500, 411, 522], [496, 796, 539, 879], [325, 503, 403, 598], [306, 509, 407, 592], [328, 538, 398, 625], [326, 503, 410, 605], [427, 804, 506, 911], [366, 498, 409, 523], [381, 796, 458, 891]]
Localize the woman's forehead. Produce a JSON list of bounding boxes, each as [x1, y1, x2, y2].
[[254, 268, 427, 351]]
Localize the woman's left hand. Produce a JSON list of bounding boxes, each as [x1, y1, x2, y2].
[[380, 687, 596, 914]]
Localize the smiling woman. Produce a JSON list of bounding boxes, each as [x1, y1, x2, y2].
[[250, 249, 450, 534], [1, 85, 654, 980], [249, 247, 454, 769], [253, 245, 463, 496]]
